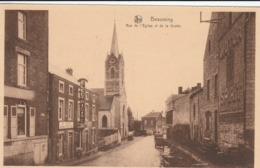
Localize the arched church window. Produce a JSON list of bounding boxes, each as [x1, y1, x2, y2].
[[110, 67, 115, 78], [102, 115, 108, 128]]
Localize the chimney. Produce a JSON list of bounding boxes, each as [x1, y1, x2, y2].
[[66, 68, 73, 76], [197, 83, 201, 89], [178, 87, 183, 94]]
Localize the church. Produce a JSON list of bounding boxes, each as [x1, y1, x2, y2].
[[93, 23, 128, 139]]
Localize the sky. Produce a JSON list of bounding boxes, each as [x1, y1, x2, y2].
[[46, 6, 211, 120]]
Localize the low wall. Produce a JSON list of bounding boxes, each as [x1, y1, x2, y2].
[[4, 135, 48, 165]]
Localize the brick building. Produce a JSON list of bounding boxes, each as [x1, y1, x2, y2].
[[48, 64, 98, 163], [4, 10, 49, 165], [200, 12, 255, 153], [141, 111, 163, 134]]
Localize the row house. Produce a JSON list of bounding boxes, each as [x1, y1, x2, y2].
[[76, 79, 99, 156], [165, 84, 201, 141], [167, 12, 255, 160], [201, 12, 255, 152], [189, 87, 203, 142], [48, 64, 98, 163], [4, 10, 49, 165]]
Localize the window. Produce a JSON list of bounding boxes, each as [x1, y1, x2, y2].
[[206, 112, 212, 131], [17, 53, 27, 86], [11, 106, 17, 138], [92, 95, 95, 103], [58, 98, 65, 121], [207, 79, 210, 100], [110, 67, 115, 78], [85, 103, 89, 121], [59, 81, 64, 93], [144, 120, 147, 125], [85, 92, 89, 100], [92, 105, 96, 121], [69, 85, 73, 96], [58, 134, 64, 156], [78, 88, 81, 98], [17, 106, 26, 136], [4, 105, 8, 139], [92, 130, 95, 144], [68, 100, 74, 120], [151, 120, 154, 126], [214, 74, 218, 97], [4, 105, 8, 116], [102, 115, 108, 127], [18, 11, 26, 40], [75, 131, 82, 148], [29, 107, 36, 136]]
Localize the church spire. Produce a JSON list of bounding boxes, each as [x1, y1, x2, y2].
[[110, 22, 119, 57]]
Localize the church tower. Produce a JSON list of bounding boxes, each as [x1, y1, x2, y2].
[[105, 23, 125, 96]]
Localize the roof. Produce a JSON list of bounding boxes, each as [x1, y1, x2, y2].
[[142, 112, 162, 118], [92, 88, 114, 111], [49, 63, 79, 85], [165, 94, 186, 104]]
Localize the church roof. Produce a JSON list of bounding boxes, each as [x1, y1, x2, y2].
[[92, 88, 114, 111], [110, 22, 119, 57], [142, 112, 162, 118]]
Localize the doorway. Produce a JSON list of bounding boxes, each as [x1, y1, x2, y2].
[[68, 132, 73, 159]]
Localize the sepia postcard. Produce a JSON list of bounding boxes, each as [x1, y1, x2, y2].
[[0, 2, 259, 168]]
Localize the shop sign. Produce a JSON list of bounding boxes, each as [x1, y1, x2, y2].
[[59, 122, 74, 129]]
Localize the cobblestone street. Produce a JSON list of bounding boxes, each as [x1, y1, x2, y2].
[[78, 136, 205, 167]]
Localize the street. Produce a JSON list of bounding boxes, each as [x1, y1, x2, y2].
[[79, 136, 161, 167]]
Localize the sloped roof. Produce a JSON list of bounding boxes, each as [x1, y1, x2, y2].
[[165, 94, 186, 104], [49, 63, 79, 85], [92, 88, 114, 111], [143, 112, 162, 118]]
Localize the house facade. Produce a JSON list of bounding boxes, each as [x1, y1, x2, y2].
[[189, 88, 203, 142], [48, 65, 98, 163], [214, 12, 255, 151], [141, 111, 163, 134], [4, 10, 49, 165], [165, 84, 201, 141], [48, 65, 78, 163]]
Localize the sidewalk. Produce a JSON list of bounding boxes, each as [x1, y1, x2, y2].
[[47, 136, 144, 166]]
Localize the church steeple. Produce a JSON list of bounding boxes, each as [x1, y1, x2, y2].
[[110, 22, 119, 57]]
